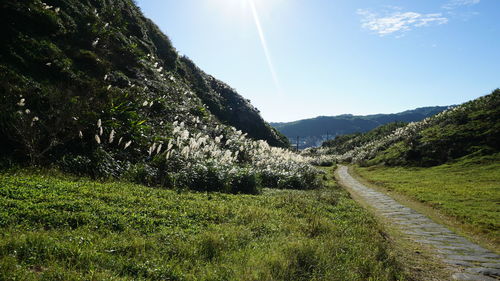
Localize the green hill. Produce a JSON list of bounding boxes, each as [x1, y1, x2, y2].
[[0, 0, 317, 192], [320, 122, 408, 156], [322, 90, 500, 166], [271, 106, 448, 148]]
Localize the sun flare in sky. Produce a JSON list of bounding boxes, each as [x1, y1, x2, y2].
[[211, 0, 283, 96], [136, 0, 500, 122]]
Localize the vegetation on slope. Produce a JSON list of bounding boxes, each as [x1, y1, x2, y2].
[[314, 90, 499, 167], [321, 122, 407, 155], [0, 169, 405, 280], [354, 153, 500, 249], [271, 106, 448, 148], [0, 0, 313, 192]]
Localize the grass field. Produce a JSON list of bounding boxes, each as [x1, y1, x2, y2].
[[354, 154, 500, 250], [0, 168, 406, 281]]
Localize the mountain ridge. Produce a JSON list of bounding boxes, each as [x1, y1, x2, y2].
[[271, 106, 452, 126]]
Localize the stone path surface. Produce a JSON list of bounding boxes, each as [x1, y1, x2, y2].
[[336, 165, 500, 281]]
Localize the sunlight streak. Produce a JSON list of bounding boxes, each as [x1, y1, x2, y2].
[[248, 0, 283, 96]]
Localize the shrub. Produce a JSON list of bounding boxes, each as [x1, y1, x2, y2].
[[229, 167, 260, 194], [90, 147, 125, 179], [176, 162, 228, 193], [122, 163, 159, 186], [58, 154, 93, 176], [259, 169, 280, 188]]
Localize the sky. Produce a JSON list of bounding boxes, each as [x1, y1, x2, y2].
[[135, 0, 500, 122]]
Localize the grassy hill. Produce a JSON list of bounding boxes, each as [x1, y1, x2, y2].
[[0, 0, 314, 192], [321, 122, 408, 156], [0, 0, 288, 149], [319, 90, 499, 166], [271, 106, 448, 149]]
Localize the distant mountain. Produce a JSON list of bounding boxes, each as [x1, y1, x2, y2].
[[271, 106, 450, 148]]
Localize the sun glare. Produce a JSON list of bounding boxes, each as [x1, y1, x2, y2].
[[248, 0, 283, 96], [210, 0, 247, 16], [211, 0, 283, 96]]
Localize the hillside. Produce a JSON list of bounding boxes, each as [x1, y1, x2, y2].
[[0, 0, 288, 149], [318, 90, 500, 166], [0, 0, 313, 192], [320, 122, 408, 156], [271, 106, 448, 148]]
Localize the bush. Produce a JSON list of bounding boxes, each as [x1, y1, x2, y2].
[[176, 162, 228, 193], [58, 149, 125, 179], [122, 163, 159, 186], [229, 167, 260, 194], [259, 169, 280, 188], [90, 148, 126, 179], [58, 154, 93, 176], [309, 155, 335, 167], [257, 168, 320, 191]]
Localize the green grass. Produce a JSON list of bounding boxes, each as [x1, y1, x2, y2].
[[0, 168, 405, 280], [354, 154, 500, 248]]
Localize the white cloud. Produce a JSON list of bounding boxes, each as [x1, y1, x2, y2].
[[443, 0, 480, 10], [357, 9, 448, 36]]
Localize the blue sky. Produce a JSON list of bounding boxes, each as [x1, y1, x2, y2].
[[136, 0, 500, 122]]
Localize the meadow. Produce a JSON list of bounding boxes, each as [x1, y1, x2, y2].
[[354, 154, 500, 251], [0, 168, 406, 280]]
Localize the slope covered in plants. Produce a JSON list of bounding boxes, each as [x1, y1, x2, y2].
[[310, 90, 500, 167], [319, 122, 408, 156], [0, 0, 315, 192]]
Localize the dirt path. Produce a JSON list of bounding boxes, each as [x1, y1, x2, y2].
[[336, 165, 500, 281]]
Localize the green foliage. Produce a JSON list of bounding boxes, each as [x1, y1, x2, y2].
[[58, 154, 93, 176], [412, 91, 500, 165], [388, 90, 499, 166], [0, 170, 406, 280], [177, 162, 229, 193], [364, 141, 410, 167], [260, 166, 322, 191], [323, 122, 408, 155], [229, 167, 260, 194], [58, 149, 126, 180], [122, 162, 160, 187]]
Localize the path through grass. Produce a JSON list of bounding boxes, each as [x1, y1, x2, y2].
[[354, 154, 500, 250]]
